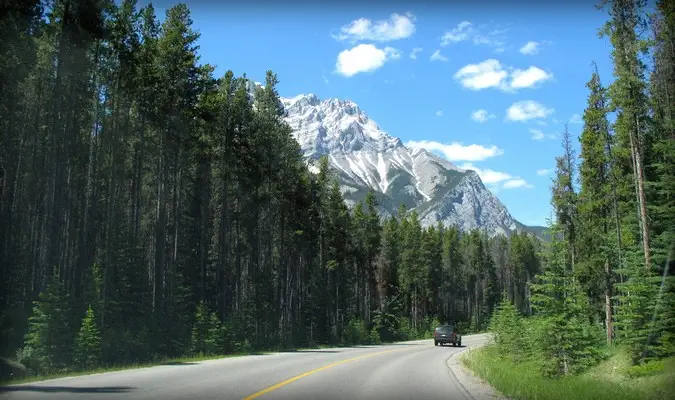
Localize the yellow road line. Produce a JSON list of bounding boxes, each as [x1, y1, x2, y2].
[[241, 347, 410, 400]]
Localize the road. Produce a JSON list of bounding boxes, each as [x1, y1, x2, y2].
[[1, 333, 492, 400]]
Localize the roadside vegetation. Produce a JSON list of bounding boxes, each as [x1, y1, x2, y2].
[[462, 0, 675, 398], [462, 345, 674, 400]]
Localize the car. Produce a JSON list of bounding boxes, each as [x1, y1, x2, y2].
[[433, 324, 461, 347]]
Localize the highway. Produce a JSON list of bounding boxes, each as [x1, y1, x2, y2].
[[0, 333, 493, 400]]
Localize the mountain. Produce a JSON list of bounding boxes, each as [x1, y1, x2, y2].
[[266, 89, 542, 237]]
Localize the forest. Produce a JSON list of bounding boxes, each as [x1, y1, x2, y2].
[[484, 0, 675, 385], [0, 0, 542, 378], [0, 0, 673, 384]]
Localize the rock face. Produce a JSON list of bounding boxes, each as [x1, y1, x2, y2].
[[275, 91, 534, 237]]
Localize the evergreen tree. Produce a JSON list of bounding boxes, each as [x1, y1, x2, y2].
[[441, 226, 463, 323], [72, 305, 102, 370], [489, 296, 530, 363], [601, 0, 653, 268], [577, 68, 615, 343], [647, 0, 675, 359], [550, 125, 578, 269], [614, 255, 662, 364], [376, 216, 401, 306], [19, 274, 73, 374], [530, 224, 604, 377], [190, 302, 224, 356]]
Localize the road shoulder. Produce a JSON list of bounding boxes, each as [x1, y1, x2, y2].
[[446, 346, 509, 400]]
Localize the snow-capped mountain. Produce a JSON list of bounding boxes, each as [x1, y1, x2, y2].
[[277, 92, 534, 237]]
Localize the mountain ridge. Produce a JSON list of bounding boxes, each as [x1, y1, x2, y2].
[[248, 83, 545, 238]]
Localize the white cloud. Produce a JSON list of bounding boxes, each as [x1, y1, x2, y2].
[[454, 59, 508, 90], [569, 113, 583, 124], [471, 109, 495, 123], [333, 13, 416, 42], [530, 129, 545, 140], [335, 44, 401, 77], [461, 163, 512, 184], [519, 41, 540, 55], [430, 49, 448, 62], [529, 128, 556, 141], [460, 163, 533, 190], [436, 110, 443, 117], [404, 143, 533, 191], [441, 21, 473, 45], [440, 21, 507, 52], [502, 178, 534, 189], [506, 100, 555, 122], [536, 168, 552, 176], [473, 27, 508, 50], [405, 140, 503, 162], [410, 47, 423, 59], [453, 59, 552, 91], [510, 66, 553, 89]]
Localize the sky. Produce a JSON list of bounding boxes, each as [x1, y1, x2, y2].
[[142, 0, 623, 227]]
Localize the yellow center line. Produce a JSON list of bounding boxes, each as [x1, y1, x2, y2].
[[241, 346, 412, 400]]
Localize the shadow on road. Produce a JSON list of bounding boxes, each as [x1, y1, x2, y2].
[[278, 350, 343, 353], [0, 385, 136, 393], [160, 361, 200, 366], [342, 343, 425, 349]]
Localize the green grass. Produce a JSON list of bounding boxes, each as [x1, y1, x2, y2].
[[461, 345, 675, 400], [0, 351, 269, 386]]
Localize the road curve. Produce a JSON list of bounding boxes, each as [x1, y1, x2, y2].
[[1, 334, 492, 400]]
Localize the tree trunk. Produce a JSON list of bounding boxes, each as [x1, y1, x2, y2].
[[628, 119, 651, 269], [605, 258, 613, 345]]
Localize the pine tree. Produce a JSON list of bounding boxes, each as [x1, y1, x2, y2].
[[190, 301, 224, 356], [489, 296, 530, 363], [530, 224, 604, 377], [72, 305, 102, 370], [577, 67, 616, 344], [399, 210, 424, 329], [19, 274, 73, 374], [550, 125, 578, 270], [646, 0, 675, 359], [614, 255, 661, 364], [601, 0, 653, 269], [441, 226, 463, 323], [423, 225, 443, 319], [530, 139, 605, 377], [376, 216, 401, 307]]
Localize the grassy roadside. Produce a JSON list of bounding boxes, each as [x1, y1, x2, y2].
[[0, 351, 271, 386], [461, 345, 675, 400]]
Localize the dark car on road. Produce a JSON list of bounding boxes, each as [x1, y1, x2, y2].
[[433, 324, 461, 347]]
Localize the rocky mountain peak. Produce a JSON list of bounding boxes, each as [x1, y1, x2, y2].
[[240, 87, 536, 237]]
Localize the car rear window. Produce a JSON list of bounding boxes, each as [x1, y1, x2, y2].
[[435, 326, 453, 333]]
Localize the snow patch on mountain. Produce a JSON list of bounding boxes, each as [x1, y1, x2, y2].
[[276, 92, 528, 236]]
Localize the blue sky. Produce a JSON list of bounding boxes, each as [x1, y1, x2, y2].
[[144, 1, 621, 227]]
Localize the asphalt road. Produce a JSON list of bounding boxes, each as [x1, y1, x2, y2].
[[0, 333, 491, 400]]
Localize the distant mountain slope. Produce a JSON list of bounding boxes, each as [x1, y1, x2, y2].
[[277, 92, 543, 238]]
